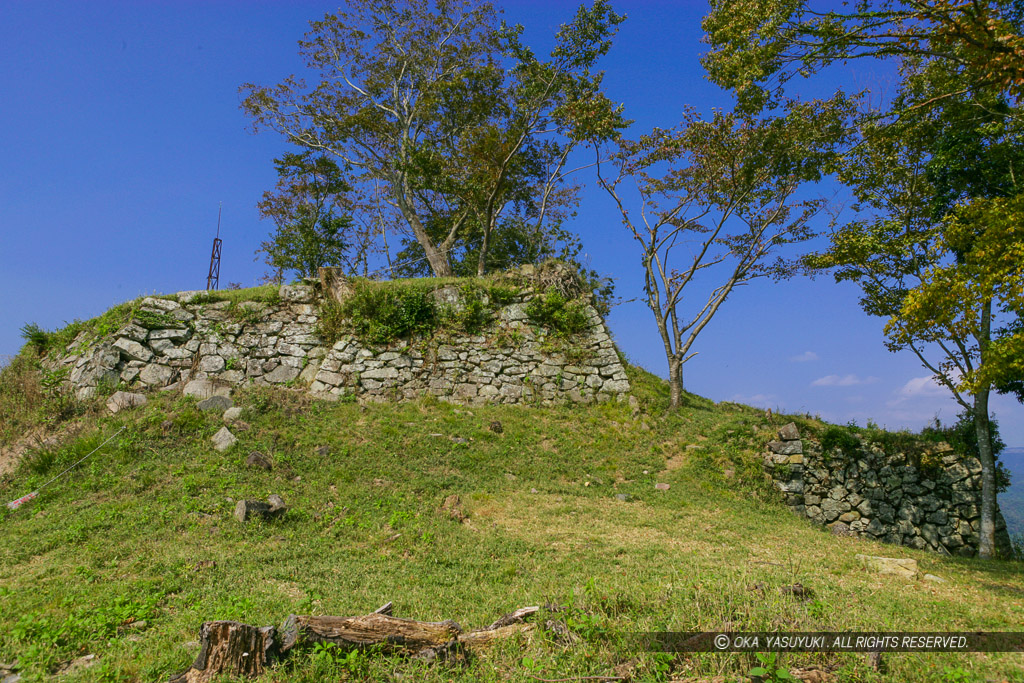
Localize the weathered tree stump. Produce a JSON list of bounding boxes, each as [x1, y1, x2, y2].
[[279, 612, 462, 655], [168, 621, 276, 683]]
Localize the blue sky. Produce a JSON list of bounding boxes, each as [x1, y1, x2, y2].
[[1, 0, 1022, 447]]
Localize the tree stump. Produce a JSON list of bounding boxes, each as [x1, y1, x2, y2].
[[167, 621, 276, 683]]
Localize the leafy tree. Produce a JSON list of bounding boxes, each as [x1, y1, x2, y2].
[[702, 0, 1024, 559], [808, 67, 1024, 558], [241, 0, 626, 277], [256, 152, 356, 280], [702, 0, 1024, 112], [596, 98, 851, 409]]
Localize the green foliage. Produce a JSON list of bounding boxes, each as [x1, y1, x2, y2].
[[921, 411, 1011, 493], [19, 323, 49, 355], [342, 281, 439, 345], [525, 289, 589, 337], [257, 151, 355, 281], [819, 427, 861, 458], [133, 309, 181, 330], [242, 0, 626, 277], [747, 652, 797, 682], [188, 284, 281, 306]]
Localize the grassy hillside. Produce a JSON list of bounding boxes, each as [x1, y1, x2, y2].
[[0, 359, 1022, 682]]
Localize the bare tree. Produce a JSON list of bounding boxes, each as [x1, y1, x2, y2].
[[597, 100, 850, 408]]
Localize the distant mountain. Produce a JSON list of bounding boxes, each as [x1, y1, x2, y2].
[[1000, 447, 1024, 539]]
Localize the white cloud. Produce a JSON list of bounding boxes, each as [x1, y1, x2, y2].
[[888, 374, 959, 405], [811, 374, 880, 387], [789, 350, 819, 363]]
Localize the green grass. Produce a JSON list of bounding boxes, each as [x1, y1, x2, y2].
[[0, 367, 1021, 682], [179, 284, 282, 307]]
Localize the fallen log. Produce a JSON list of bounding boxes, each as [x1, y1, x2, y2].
[[168, 621, 276, 683], [279, 612, 462, 654], [168, 603, 542, 681], [457, 622, 536, 649]]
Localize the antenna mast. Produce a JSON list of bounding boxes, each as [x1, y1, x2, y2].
[[206, 203, 223, 290]]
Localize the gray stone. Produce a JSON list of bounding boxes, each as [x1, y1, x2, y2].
[[183, 378, 230, 400], [265, 364, 301, 384], [149, 328, 190, 341], [777, 422, 800, 441], [116, 323, 149, 342], [114, 337, 153, 363], [245, 451, 272, 470], [106, 391, 147, 414], [768, 440, 802, 456], [139, 364, 174, 387], [197, 395, 234, 412], [211, 427, 237, 452], [198, 355, 226, 373], [141, 297, 180, 312], [279, 284, 312, 303], [223, 406, 243, 422]]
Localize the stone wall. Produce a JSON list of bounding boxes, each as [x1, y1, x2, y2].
[[764, 423, 1012, 557], [56, 276, 631, 407]]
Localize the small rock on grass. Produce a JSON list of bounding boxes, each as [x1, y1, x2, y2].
[[198, 395, 233, 412], [856, 554, 919, 580], [654, 482, 670, 491], [222, 406, 243, 422], [211, 427, 237, 452], [235, 495, 287, 523], [615, 493, 632, 502], [245, 451, 272, 470], [106, 391, 147, 414]]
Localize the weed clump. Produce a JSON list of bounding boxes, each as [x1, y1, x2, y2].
[[525, 289, 589, 337]]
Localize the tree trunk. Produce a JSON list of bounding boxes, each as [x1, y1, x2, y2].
[[168, 621, 276, 683], [975, 299, 998, 559], [974, 391, 999, 559], [400, 204, 453, 277], [279, 613, 462, 655], [477, 216, 491, 277], [668, 356, 683, 410]]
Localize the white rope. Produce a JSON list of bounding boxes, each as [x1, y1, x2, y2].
[[5, 426, 126, 510]]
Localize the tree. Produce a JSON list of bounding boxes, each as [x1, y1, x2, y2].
[[256, 152, 358, 281], [702, 0, 1024, 112], [241, 0, 625, 277], [702, 0, 1024, 559], [807, 69, 1024, 557], [596, 98, 850, 409]]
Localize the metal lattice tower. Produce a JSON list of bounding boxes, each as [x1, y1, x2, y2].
[[206, 204, 223, 290]]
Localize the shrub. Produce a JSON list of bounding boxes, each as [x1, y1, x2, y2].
[[819, 426, 861, 458], [19, 323, 49, 355], [525, 289, 589, 337], [343, 282, 438, 345]]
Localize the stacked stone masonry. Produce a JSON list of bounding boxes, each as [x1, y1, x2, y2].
[[764, 423, 1012, 557], [58, 280, 631, 407]]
